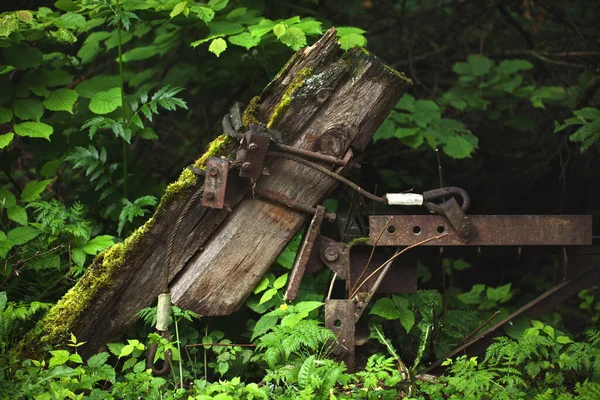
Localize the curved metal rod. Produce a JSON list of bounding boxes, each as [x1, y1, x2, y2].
[[146, 330, 172, 376], [423, 186, 470, 213]]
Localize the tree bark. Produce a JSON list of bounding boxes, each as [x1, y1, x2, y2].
[[21, 28, 411, 358]]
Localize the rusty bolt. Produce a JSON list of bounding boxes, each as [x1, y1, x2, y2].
[[205, 192, 215, 200], [460, 226, 471, 237], [324, 247, 340, 262], [208, 167, 218, 176], [242, 162, 252, 170], [248, 143, 258, 152]]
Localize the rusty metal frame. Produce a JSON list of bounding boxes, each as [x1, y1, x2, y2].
[[369, 215, 592, 246]]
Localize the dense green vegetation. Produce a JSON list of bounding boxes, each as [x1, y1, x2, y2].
[[1, 0, 599, 398]]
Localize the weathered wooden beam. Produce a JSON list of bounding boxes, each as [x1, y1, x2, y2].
[[21, 28, 411, 358]]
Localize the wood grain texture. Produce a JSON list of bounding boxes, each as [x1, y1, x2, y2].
[[172, 29, 410, 315], [27, 28, 410, 358]]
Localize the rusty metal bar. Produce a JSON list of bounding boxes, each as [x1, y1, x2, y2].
[[369, 215, 592, 246], [284, 206, 326, 301], [424, 263, 600, 373]]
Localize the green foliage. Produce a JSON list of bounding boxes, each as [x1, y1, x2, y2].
[[555, 107, 600, 152]]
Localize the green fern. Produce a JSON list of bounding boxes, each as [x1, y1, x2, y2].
[[117, 195, 157, 235], [29, 199, 90, 239], [64, 146, 119, 200]]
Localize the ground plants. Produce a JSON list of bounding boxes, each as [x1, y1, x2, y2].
[[1, 0, 599, 399]]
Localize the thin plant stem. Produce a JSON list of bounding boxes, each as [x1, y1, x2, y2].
[[116, 0, 128, 199]]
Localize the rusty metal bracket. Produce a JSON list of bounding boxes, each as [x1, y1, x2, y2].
[[439, 197, 477, 242], [325, 299, 356, 371], [285, 206, 327, 301], [201, 157, 229, 209], [239, 125, 272, 181]]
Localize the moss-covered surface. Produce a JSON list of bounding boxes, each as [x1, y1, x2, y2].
[[346, 237, 371, 247], [241, 95, 261, 126], [267, 67, 313, 128], [18, 130, 240, 359]]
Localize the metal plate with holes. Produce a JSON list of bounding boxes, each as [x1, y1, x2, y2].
[[239, 126, 271, 180], [369, 215, 592, 246], [201, 157, 229, 209], [325, 299, 355, 371]]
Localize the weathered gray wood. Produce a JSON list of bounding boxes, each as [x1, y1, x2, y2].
[[172, 31, 410, 314], [23, 28, 410, 358]]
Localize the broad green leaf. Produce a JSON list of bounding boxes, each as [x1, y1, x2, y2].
[[273, 273, 288, 290], [54, 0, 79, 12], [40, 159, 62, 178], [278, 26, 306, 50], [87, 352, 110, 368], [190, 5, 215, 23], [0, 188, 16, 208], [0, 132, 13, 149], [370, 298, 401, 320], [13, 122, 53, 140], [0, 107, 12, 123], [258, 288, 277, 305], [452, 62, 471, 76], [55, 12, 86, 30], [248, 19, 276, 38], [7, 226, 40, 245], [51, 28, 77, 44], [140, 127, 158, 140], [16, 11, 34, 24], [82, 235, 115, 255], [294, 301, 323, 314], [208, 0, 229, 11], [7, 205, 27, 226], [457, 284, 485, 304], [468, 55, 493, 77], [295, 19, 322, 35], [396, 94, 416, 112], [228, 32, 261, 49], [336, 26, 366, 36], [277, 233, 302, 269], [49, 350, 70, 367], [556, 335, 573, 344], [338, 33, 367, 51], [0, 14, 18, 37], [486, 283, 512, 303], [21, 179, 53, 202], [496, 59, 533, 75], [208, 38, 227, 57], [89, 88, 122, 114], [121, 46, 158, 63], [14, 98, 44, 121], [0, 239, 12, 259], [72, 248, 86, 266], [170, 2, 187, 18], [574, 107, 600, 121], [251, 315, 278, 340], [3, 44, 43, 70], [413, 100, 441, 127], [43, 69, 74, 87], [43, 89, 78, 113], [442, 133, 478, 159], [253, 276, 270, 294], [75, 76, 120, 98]]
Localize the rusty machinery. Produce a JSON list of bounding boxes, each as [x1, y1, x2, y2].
[[193, 104, 597, 371]]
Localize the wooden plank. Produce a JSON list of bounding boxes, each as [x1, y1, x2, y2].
[[22, 28, 410, 358]]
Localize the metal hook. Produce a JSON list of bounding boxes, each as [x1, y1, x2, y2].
[[423, 187, 471, 214], [146, 329, 172, 376]]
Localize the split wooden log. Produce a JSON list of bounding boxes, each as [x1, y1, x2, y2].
[[20, 28, 411, 358]]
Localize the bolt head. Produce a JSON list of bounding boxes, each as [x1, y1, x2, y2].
[[242, 162, 252, 170], [460, 226, 471, 236], [248, 143, 258, 152], [208, 167, 218, 176], [324, 247, 340, 262], [205, 192, 215, 200]]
